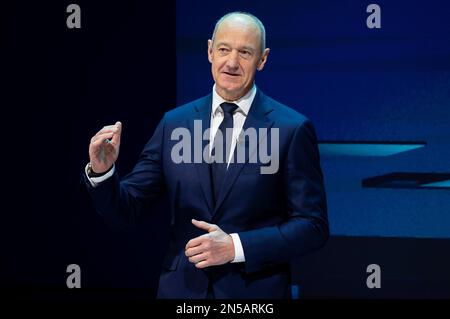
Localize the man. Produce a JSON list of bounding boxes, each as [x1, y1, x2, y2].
[[85, 12, 328, 299]]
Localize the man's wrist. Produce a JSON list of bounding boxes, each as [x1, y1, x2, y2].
[[85, 163, 115, 187], [87, 163, 112, 177]]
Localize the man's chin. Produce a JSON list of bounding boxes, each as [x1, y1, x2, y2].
[[217, 87, 244, 100], [219, 80, 245, 90]]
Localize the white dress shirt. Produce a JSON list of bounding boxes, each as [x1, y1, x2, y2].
[[209, 84, 256, 166], [86, 84, 257, 263]]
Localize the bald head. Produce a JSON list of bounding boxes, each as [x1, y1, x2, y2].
[[211, 12, 266, 53]]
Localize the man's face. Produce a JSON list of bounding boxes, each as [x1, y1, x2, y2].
[[208, 17, 269, 101]]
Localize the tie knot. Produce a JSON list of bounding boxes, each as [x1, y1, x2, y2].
[[220, 102, 238, 115]]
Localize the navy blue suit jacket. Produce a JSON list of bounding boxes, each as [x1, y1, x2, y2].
[[86, 90, 328, 298]]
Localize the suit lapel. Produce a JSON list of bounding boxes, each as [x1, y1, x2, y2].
[[212, 90, 275, 217], [188, 94, 215, 213]]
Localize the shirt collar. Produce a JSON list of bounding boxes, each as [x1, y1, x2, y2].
[[211, 84, 257, 117]]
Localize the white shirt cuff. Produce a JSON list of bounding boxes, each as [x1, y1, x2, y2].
[[230, 233, 245, 263], [85, 163, 115, 187]]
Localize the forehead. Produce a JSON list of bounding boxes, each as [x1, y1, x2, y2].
[[214, 17, 261, 49]]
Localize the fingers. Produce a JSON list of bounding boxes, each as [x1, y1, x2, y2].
[[92, 122, 122, 138], [194, 260, 210, 269], [185, 220, 219, 250], [186, 250, 210, 268], [188, 252, 208, 264], [185, 244, 204, 257], [93, 125, 117, 137], [185, 237, 207, 266], [90, 122, 122, 147], [90, 132, 115, 145], [111, 121, 122, 145], [185, 235, 206, 250], [191, 219, 217, 233], [185, 223, 231, 268]]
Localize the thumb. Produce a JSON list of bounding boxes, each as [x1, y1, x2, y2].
[[192, 219, 216, 232]]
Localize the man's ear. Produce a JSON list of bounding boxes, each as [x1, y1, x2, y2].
[[207, 39, 213, 63], [256, 48, 270, 71]]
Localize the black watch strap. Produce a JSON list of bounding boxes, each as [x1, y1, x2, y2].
[[88, 163, 112, 178]]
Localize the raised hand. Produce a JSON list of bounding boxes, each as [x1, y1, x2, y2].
[[88, 121, 122, 174]]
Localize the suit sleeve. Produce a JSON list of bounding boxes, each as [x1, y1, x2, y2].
[[238, 120, 329, 273], [84, 115, 167, 225]]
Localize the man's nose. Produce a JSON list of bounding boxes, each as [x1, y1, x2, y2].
[[225, 50, 239, 69]]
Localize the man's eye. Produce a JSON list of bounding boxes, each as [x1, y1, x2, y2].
[[240, 51, 251, 58], [218, 48, 228, 53]]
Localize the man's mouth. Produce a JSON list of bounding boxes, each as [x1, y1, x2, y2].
[[222, 71, 240, 77]]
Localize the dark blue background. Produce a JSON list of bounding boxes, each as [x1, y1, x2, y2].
[[2, 0, 450, 300], [175, 1, 450, 298], [176, 0, 450, 239]]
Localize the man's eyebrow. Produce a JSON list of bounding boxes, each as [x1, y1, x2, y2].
[[239, 46, 255, 52], [215, 42, 255, 53], [215, 42, 231, 47]]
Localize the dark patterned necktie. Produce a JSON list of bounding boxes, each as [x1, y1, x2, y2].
[[211, 102, 238, 202]]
